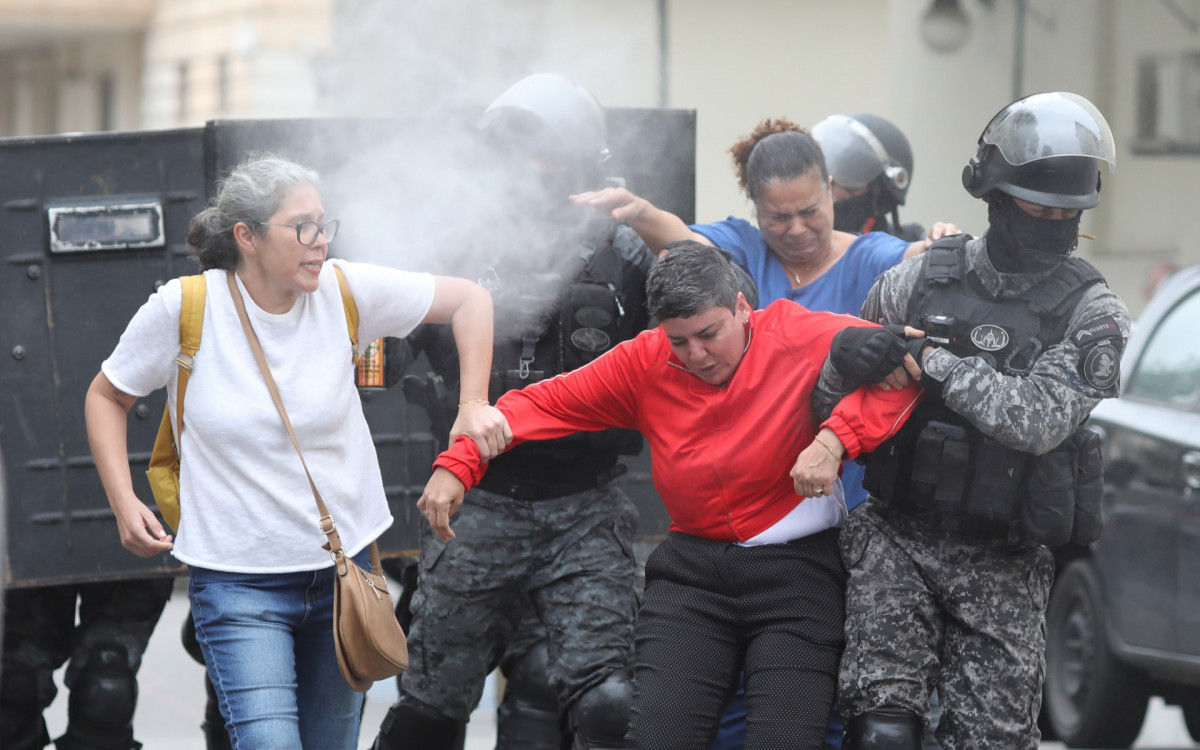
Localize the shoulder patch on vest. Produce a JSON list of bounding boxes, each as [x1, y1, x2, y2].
[[1071, 315, 1122, 348], [1080, 342, 1120, 390]]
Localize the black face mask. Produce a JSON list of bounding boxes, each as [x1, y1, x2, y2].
[[986, 192, 1082, 273], [833, 191, 880, 234]]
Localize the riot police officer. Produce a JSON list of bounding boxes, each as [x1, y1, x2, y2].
[[373, 73, 652, 750], [817, 92, 1132, 750], [1, 577, 174, 750], [812, 112, 925, 242], [813, 110, 949, 750]]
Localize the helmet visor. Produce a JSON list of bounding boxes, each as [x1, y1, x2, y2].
[[981, 92, 1116, 172], [813, 114, 886, 190], [479, 73, 607, 168]]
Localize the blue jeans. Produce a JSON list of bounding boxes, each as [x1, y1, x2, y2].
[[189, 548, 370, 749]]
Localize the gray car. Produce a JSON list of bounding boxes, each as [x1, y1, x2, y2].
[[1043, 263, 1200, 748]]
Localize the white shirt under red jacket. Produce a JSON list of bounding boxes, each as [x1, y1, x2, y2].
[[435, 300, 923, 544]]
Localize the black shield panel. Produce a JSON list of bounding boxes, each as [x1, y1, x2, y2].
[[0, 128, 206, 586]]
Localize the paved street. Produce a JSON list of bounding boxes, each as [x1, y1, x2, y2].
[[40, 579, 1197, 749], [42, 578, 499, 750]]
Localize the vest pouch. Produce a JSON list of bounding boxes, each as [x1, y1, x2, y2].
[[1070, 428, 1105, 545], [569, 284, 616, 330], [964, 437, 1025, 523], [565, 283, 618, 370], [864, 440, 907, 505], [1020, 443, 1075, 546], [910, 421, 969, 514]]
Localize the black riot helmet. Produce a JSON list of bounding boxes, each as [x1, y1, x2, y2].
[[962, 92, 1116, 210], [479, 73, 610, 181], [812, 112, 914, 209]]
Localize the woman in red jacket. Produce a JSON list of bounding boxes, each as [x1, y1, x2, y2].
[[421, 242, 922, 749]]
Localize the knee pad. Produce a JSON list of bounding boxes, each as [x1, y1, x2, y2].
[[374, 702, 465, 750], [497, 642, 560, 750], [567, 670, 634, 750], [843, 707, 923, 750], [1, 665, 52, 750], [56, 642, 136, 750]]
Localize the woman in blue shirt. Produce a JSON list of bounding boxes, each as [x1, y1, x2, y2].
[[573, 119, 953, 512]]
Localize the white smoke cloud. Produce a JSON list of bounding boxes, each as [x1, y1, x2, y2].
[[303, 0, 662, 275]]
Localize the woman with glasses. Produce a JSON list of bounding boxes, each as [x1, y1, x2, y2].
[[84, 154, 511, 748]]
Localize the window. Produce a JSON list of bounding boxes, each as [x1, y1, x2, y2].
[[1127, 288, 1200, 412], [47, 202, 165, 253]]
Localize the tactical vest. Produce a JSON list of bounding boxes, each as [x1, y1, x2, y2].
[[417, 219, 646, 496], [864, 236, 1107, 546], [487, 227, 637, 395]]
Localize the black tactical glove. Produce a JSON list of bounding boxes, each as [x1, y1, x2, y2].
[[906, 336, 934, 367], [830, 325, 910, 391]]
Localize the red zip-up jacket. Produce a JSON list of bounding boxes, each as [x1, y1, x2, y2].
[[436, 300, 922, 542]]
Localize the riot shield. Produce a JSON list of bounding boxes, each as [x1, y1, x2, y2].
[[0, 128, 205, 586], [1, 447, 6, 640]]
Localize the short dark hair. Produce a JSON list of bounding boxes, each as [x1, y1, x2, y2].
[[646, 242, 741, 321]]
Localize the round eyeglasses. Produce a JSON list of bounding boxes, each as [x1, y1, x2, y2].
[[258, 219, 339, 246]]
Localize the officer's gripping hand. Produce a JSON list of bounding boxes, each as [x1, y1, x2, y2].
[[417, 468, 467, 542], [831, 325, 925, 391], [888, 327, 927, 390], [450, 404, 512, 461]]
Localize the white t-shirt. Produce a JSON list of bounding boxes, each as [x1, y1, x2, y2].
[[102, 259, 435, 572]]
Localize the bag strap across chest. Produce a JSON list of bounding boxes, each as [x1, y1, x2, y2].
[[224, 271, 382, 574]]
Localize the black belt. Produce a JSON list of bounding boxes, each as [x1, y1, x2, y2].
[[880, 500, 1014, 542], [476, 464, 627, 501]]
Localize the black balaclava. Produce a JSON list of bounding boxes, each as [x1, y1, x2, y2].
[[833, 189, 882, 234], [985, 191, 1082, 273]]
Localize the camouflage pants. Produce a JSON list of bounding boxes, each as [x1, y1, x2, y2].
[[838, 502, 1054, 750], [399, 483, 639, 722]]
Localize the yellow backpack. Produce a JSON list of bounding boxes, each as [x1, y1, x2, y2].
[[145, 267, 360, 531]]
